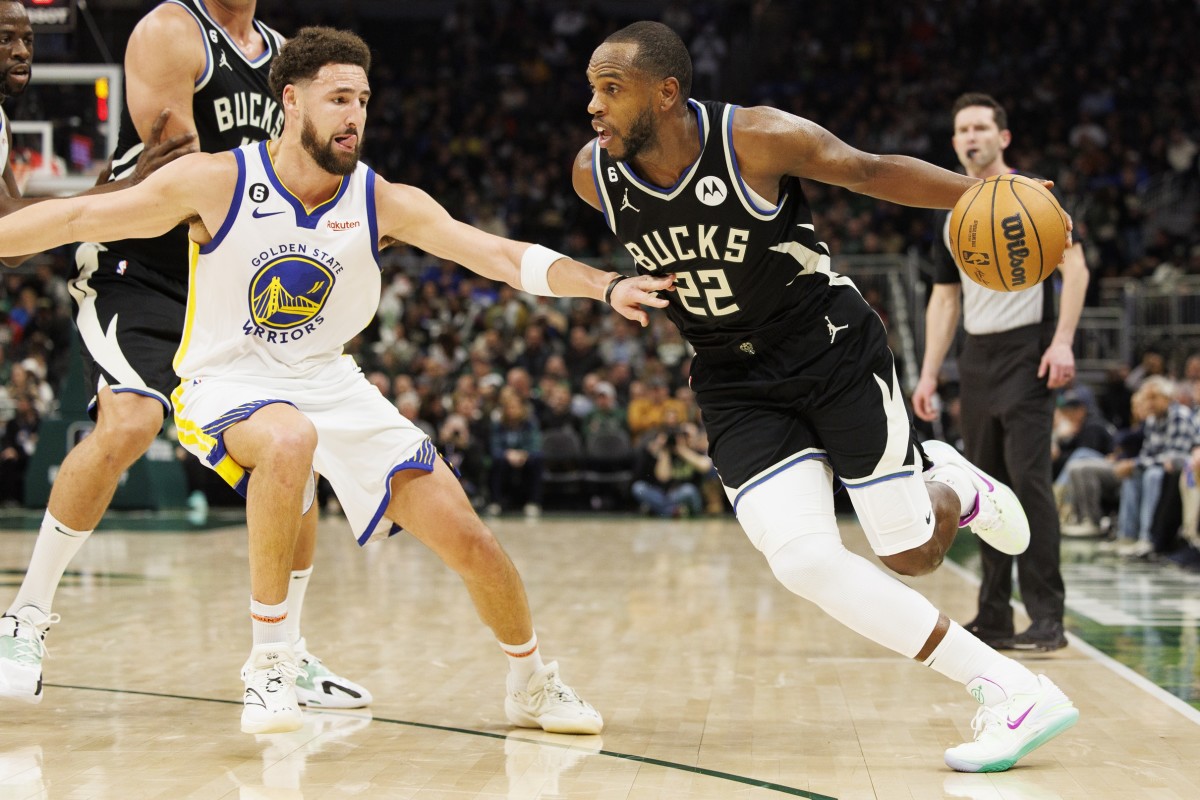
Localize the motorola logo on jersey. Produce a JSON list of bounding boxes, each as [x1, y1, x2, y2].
[[243, 255, 334, 343], [695, 176, 728, 207]]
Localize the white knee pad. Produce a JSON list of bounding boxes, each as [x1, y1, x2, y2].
[[734, 459, 837, 558], [302, 470, 316, 515], [764, 533, 941, 659], [846, 468, 935, 557], [735, 457, 940, 658]]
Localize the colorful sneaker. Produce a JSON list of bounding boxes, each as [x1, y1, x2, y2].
[[240, 643, 304, 734], [944, 675, 1079, 772], [505, 662, 604, 735], [923, 440, 1031, 556], [0, 608, 59, 704], [292, 637, 373, 709]]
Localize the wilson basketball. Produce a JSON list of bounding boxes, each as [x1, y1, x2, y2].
[[948, 174, 1068, 292]]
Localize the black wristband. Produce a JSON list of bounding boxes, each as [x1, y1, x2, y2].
[[604, 274, 630, 305]]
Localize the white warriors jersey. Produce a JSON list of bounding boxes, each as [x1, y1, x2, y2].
[[0, 107, 10, 174], [174, 140, 382, 380]]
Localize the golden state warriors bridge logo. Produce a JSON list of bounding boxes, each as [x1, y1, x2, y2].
[[245, 256, 334, 341]]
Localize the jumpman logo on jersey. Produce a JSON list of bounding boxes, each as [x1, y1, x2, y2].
[[218, 49, 232, 71], [825, 316, 848, 344], [620, 188, 639, 213]]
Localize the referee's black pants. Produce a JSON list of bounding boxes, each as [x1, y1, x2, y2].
[[959, 322, 1065, 631]]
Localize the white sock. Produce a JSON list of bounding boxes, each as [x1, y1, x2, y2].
[[284, 566, 312, 645], [250, 599, 289, 646], [500, 632, 544, 693], [925, 465, 979, 521], [923, 621, 1040, 705], [8, 511, 93, 617]]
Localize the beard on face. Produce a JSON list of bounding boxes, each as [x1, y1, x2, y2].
[[614, 104, 657, 161], [1, 65, 29, 100], [300, 114, 361, 176]]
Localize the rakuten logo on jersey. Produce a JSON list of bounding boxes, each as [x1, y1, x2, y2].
[[327, 220, 360, 231]]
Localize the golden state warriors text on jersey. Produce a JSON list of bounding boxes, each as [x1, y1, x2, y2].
[[242, 244, 336, 344], [174, 141, 381, 380]]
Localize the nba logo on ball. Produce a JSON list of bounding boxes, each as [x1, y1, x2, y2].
[[948, 175, 1068, 292]]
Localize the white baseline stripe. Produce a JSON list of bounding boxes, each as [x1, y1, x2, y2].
[[939, 556, 1200, 726]]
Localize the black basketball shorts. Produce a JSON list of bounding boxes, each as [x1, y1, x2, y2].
[[67, 243, 189, 420], [691, 286, 922, 502]]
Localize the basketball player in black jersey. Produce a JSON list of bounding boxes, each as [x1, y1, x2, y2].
[[0, 0, 369, 711], [574, 21, 1078, 772], [913, 93, 1089, 653]]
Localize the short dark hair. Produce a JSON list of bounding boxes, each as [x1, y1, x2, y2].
[[604, 21, 692, 100], [268, 27, 372, 101], [951, 92, 1008, 131]]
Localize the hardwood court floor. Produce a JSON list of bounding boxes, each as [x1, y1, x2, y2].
[[1, 514, 1198, 799]]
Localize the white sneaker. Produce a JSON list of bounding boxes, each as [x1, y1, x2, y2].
[[505, 662, 604, 734], [1061, 519, 1102, 538], [1117, 539, 1153, 558], [292, 637, 373, 709], [0, 608, 59, 704], [945, 675, 1079, 772], [240, 643, 304, 734], [924, 440, 1031, 556]]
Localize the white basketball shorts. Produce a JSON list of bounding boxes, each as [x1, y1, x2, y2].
[[172, 356, 435, 545]]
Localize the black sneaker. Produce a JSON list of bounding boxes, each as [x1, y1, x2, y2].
[[1011, 619, 1068, 652], [963, 617, 1015, 649]]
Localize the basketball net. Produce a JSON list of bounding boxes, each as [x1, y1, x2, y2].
[[10, 147, 63, 194]]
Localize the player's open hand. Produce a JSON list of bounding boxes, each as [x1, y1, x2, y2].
[[131, 109, 198, 184], [610, 273, 674, 327]]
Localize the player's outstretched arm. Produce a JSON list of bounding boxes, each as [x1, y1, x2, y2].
[[376, 179, 672, 326], [0, 152, 221, 260], [92, 109, 198, 191], [0, 109, 196, 266], [733, 106, 979, 210]]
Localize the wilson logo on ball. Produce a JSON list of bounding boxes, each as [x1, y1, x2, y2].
[[1000, 213, 1030, 286], [948, 174, 1068, 293]]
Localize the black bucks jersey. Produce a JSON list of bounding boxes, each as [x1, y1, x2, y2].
[[103, 0, 285, 282], [592, 99, 854, 352]]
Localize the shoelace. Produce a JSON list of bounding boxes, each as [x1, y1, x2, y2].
[[541, 674, 584, 705], [296, 649, 325, 671], [9, 613, 61, 665], [253, 658, 304, 691], [971, 501, 1003, 533], [968, 704, 1005, 740]]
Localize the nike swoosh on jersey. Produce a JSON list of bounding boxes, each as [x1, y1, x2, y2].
[[252, 208, 285, 219]]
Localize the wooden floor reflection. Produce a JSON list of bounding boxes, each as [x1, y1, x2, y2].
[[1, 514, 1198, 799]]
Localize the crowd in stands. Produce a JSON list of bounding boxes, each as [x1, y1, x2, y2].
[[931, 349, 1200, 572], [0, 0, 1198, 518]]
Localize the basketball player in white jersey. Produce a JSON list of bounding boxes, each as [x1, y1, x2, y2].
[[573, 21, 1077, 772], [0, 0, 372, 712], [0, 0, 33, 213], [0, 26, 671, 735]]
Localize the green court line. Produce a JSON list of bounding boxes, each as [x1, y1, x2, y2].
[[946, 535, 1200, 712], [43, 683, 837, 799]]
